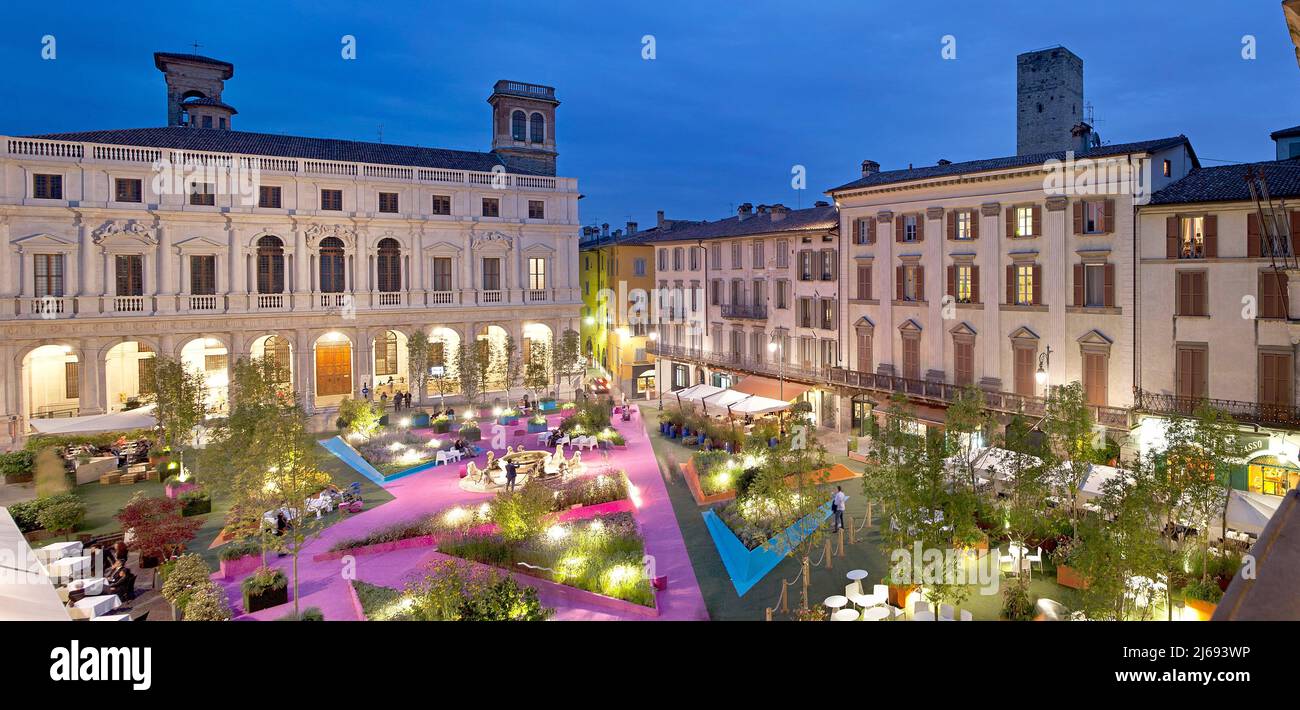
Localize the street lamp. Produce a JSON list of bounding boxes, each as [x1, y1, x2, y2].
[[1035, 345, 1053, 389], [768, 339, 784, 400], [648, 330, 662, 408]]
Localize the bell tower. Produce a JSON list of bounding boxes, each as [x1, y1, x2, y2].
[[488, 80, 559, 176], [154, 52, 237, 129]]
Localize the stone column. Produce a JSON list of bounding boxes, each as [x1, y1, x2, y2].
[[296, 330, 316, 414], [978, 202, 1003, 391], [79, 338, 109, 416]]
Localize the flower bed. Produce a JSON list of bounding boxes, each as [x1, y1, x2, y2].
[[702, 499, 832, 596], [353, 430, 443, 476]]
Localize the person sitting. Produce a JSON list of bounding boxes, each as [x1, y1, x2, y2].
[[112, 541, 129, 567], [106, 561, 136, 600]]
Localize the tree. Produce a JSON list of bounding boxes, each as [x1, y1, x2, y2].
[[116, 493, 201, 562], [551, 328, 582, 394], [406, 331, 432, 406], [524, 339, 552, 402], [429, 336, 459, 411], [33, 446, 69, 497], [36, 495, 86, 539], [455, 339, 483, 406], [1043, 382, 1095, 541], [945, 385, 991, 495], [501, 334, 521, 398], [993, 412, 1055, 615], [145, 355, 208, 477], [1186, 403, 1245, 561]]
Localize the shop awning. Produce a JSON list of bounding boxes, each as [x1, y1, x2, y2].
[[673, 384, 726, 403], [727, 395, 793, 416], [28, 404, 156, 436], [731, 376, 808, 402], [0, 507, 72, 621]]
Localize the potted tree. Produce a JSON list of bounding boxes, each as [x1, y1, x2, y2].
[[179, 489, 212, 517], [1181, 579, 1223, 620], [527, 414, 549, 434], [1052, 538, 1090, 590], [242, 566, 289, 613], [431, 413, 451, 434], [460, 421, 482, 443], [115, 493, 201, 568]]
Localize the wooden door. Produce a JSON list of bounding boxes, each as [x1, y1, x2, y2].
[[316, 343, 353, 397]]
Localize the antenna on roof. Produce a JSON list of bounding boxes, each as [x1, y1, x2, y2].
[[190, 40, 202, 55], [377, 124, 384, 143]]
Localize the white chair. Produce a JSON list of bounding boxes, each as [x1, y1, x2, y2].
[[959, 609, 973, 621], [912, 600, 929, 617], [846, 583, 876, 609], [1026, 546, 1043, 572], [536, 431, 552, 446], [998, 549, 1017, 576], [435, 451, 450, 466], [938, 604, 956, 621]]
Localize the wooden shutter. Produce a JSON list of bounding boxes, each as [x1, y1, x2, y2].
[[955, 341, 973, 386], [1166, 216, 1179, 258], [1194, 272, 1207, 315], [915, 216, 925, 242], [1292, 211, 1300, 256], [895, 218, 904, 243], [1084, 352, 1108, 406], [1073, 264, 1084, 306], [1104, 263, 1115, 307], [916, 266, 925, 301], [1102, 199, 1115, 233], [947, 212, 956, 240], [1032, 206, 1043, 237], [857, 332, 872, 373], [896, 265, 904, 301], [970, 265, 980, 304], [866, 218, 876, 244], [1259, 352, 1292, 406], [1176, 272, 1189, 315], [1260, 272, 1279, 319], [970, 210, 980, 240], [1005, 207, 1015, 238], [1204, 214, 1218, 257], [1247, 213, 1261, 258], [1072, 201, 1084, 235], [1014, 346, 1034, 395], [1032, 265, 1042, 306], [1006, 264, 1015, 304], [946, 265, 956, 297]]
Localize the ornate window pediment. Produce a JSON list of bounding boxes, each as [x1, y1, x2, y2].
[[470, 230, 514, 251], [522, 242, 556, 255], [1009, 325, 1039, 342], [1077, 329, 1113, 350], [423, 240, 463, 256], [304, 223, 357, 248], [13, 233, 77, 253], [949, 321, 977, 337], [91, 221, 157, 247], [854, 316, 875, 332], [898, 318, 922, 333], [174, 236, 226, 254]]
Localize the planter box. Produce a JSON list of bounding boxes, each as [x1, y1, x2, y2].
[[701, 501, 832, 596], [539, 399, 557, 411], [497, 416, 519, 426], [527, 421, 549, 433], [165, 481, 199, 499], [432, 420, 451, 433], [461, 428, 482, 442], [219, 554, 263, 581], [1056, 564, 1090, 590], [181, 497, 212, 517], [410, 413, 431, 428], [887, 584, 918, 609], [1184, 598, 1217, 621], [244, 584, 289, 614]]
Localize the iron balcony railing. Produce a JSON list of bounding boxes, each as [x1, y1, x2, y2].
[[1134, 389, 1300, 429], [720, 303, 768, 320]]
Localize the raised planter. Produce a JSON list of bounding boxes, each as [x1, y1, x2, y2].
[[887, 584, 918, 609], [539, 398, 557, 411], [312, 534, 438, 563], [180, 494, 212, 517], [497, 415, 520, 426], [165, 481, 199, 499], [1184, 598, 1217, 621], [527, 420, 549, 433], [1056, 564, 1090, 590], [432, 419, 451, 433], [410, 412, 431, 428], [219, 554, 263, 581], [461, 427, 482, 442], [244, 583, 289, 614], [701, 500, 832, 596]]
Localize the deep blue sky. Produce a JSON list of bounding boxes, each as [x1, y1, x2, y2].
[[1, 0, 1296, 228]]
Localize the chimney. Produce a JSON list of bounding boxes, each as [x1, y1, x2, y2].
[[626, 221, 637, 234], [861, 159, 880, 177], [601, 222, 609, 237], [756, 204, 770, 215], [737, 202, 753, 220], [1070, 121, 1097, 153], [814, 200, 829, 207], [656, 210, 665, 229], [770, 204, 790, 222], [937, 159, 952, 166], [613, 228, 623, 238]]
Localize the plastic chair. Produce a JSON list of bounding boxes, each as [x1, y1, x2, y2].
[[938, 604, 956, 621]]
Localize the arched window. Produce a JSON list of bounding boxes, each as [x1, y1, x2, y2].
[[529, 112, 545, 144], [374, 331, 398, 376], [511, 110, 527, 141], [319, 237, 346, 293], [263, 336, 292, 383], [256, 236, 285, 294], [376, 238, 401, 293]]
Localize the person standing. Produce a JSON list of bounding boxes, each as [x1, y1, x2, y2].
[[361, 383, 370, 401], [505, 460, 519, 492], [831, 486, 848, 532]]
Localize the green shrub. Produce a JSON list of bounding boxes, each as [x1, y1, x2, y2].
[[218, 537, 263, 562], [241, 566, 288, 597], [35, 496, 86, 536], [179, 489, 212, 517], [182, 582, 232, 621], [0, 450, 35, 483], [488, 481, 553, 541], [1182, 578, 1224, 604], [6, 494, 78, 533], [1002, 584, 1034, 620], [277, 607, 324, 621], [161, 554, 214, 610], [336, 397, 381, 437]]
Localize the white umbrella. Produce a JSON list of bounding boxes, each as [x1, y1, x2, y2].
[[28, 403, 156, 435], [0, 507, 72, 621]]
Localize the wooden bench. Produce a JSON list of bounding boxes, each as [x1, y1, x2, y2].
[[118, 473, 140, 485], [99, 472, 122, 485]]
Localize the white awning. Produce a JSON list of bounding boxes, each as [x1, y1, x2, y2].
[[1213, 490, 1283, 538], [672, 384, 726, 403], [28, 404, 156, 435], [726, 394, 792, 415], [0, 507, 72, 621], [1077, 463, 1132, 502]]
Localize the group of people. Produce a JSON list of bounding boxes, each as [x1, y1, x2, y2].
[[361, 379, 414, 411]]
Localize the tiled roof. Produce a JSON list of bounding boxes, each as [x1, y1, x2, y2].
[[22, 126, 528, 174], [1148, 158, 1300, 205], [827, 136, 1194, 193], [180, 97, 238, 114], [153, 52, 234, 77], [579, 231, 657, 249], [639, 204, 839, 243], [1271, 124, 1300, 139]]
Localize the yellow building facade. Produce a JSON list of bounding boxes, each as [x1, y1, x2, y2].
[[579, 225, 656, 398]]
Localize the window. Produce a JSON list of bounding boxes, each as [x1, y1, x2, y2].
[[33, 254, 64, 298], [375, 332, 399, 376], [952, 210, 973, 240], [798, 298, 813, 328], [377, 238, 401, 292], [137, 349, 156, 395], [775, 240, 789, 267], [673, 248, 684, 271], [776, 280, 789, 309], [432, 257, 452, 291], [898, 264, 924, 301], [1176, 271, 1208, 316], [820, 299, 835, 329], [1260, 350, 1294, 408], [953, 337, 975, 386], [1085, 264, 1105, 307], [730, 279, 745, 306], [710, 243, 722, 269], [752, 241, 765, 267], [902, 334, 921, 379], [1082, 200, 1105, 234], [1013, 264, 1036, 306], [482, 257, 501, 291], [65, 361, 79, 399], [1163, 160, 1172, 177], [731, 242, 742, 269], [33, 174, 63, 199], [689, 248, 700, 271], [511, 110, 527, 141], [1179, 216, 1205, 259], [319, 237, 346, 293], [820, 250, 836, 280], [202, 116, 212, 129], [711, 279, 722, 306], [256, 236, 285, 294], [658, 249, 668, 271], [114, 178, 142, 203], [634, 257, 646, 276], [320, 189, 343, 211], [856, 265, 872, 300], [481, 198, 500, 217], [1176, 345, 1208, 400], [856, 330, 873, 373], [431, 194, 451, 215], [528, 257, 546, 290], [189, 182, 216, 206], [1260, 271, 1289, 319], [798, 251, 813, 281], [528, 200, 545, 219], [1013, 344, 1036, 396], [115, 255, 144, 296], [190, 255, 216, 295], [378, 192, 399, 213], [951, 264, 974, 303], [903, 214, 919, 242], [1083, 351, 1108, 406], [1014, 206, 1035, 237], [854, 218, 873, 245], [529, 113, 545, 143], [259, 185, 282, 208]]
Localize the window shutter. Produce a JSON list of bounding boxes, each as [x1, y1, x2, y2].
[[1204, 214, 1218, 257], [1032, 265, 1042, 305], [1103, 199, 1115, 233], [1072, 201, 1083, 235], [916, 266, 925, 300], [1260, 272, 1277, 319], [1247, 214, 1261, 258], [1032, 206, 1043, 237], [866, 218, 875, 244], [947, 212, 956, 240], [1005, 207, 1015, 239], [1176, 272, 1188, 315], [947, 264, 955, 297], [915, 215, 925, 242], [970, 265, 980, 303], [970, 211, 979, 240], [1291, 211, 1300, 256], [1073, 264, 1084, 306], [896, 265, 904, 301], [1166, 216, 1179, 258], [1006, 264, 1015, 305], [1104, 263, 1116, 307], [1195, 273, 1207, 315], [895, 218, 904, 243]]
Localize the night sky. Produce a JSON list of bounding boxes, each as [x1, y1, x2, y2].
[[1, 0, 1296, 228]]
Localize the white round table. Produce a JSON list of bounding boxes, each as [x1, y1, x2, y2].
[[861, 606, 890, 622], [846, 569, 868, 582], [823, 595, 848, 611], [832, 608, 860, 622]]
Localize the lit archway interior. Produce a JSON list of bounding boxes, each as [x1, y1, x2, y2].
[[23, 344, 79, 419], [522, 322, 553, 368], [105, 341, 156, 412], [250, 334, 294, 387], [180, 337, 230, 413], [314, 331, 353, 406], [371, 329, 409, 396], [426, 326, 462, 400], [476, 324, 509, 391]]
